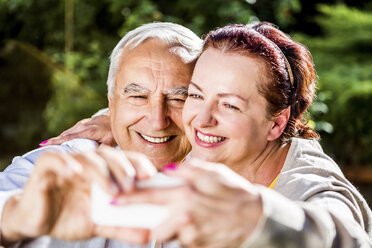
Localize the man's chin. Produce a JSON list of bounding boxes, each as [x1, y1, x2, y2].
[[121, 134, 190, 169], [140, 148, 188, 170], [145, 155, 178, 171]]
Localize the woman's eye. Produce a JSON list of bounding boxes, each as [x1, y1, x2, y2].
[[224, 104, 240, 111], [188, 93, 202, 99]]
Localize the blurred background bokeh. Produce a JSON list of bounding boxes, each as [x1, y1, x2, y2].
[[1, 0, 372, 203]]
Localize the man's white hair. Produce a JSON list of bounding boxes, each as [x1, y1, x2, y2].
[[107, 22, 203, 97]]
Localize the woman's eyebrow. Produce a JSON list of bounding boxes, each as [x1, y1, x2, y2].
[[123, 83, 150, 94], [190, 81, 247, 102], [217, 93, 248, 102], [189, 81, 203, 92]]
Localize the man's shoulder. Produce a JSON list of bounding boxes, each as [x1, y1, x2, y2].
[[60, 138, 99, 152], [10, 139, 99, 168]]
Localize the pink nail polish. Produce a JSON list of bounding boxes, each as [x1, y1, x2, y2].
[[110, 198, 118, 205], [162, 163, 179, 172], [39, 140, 48, 145]]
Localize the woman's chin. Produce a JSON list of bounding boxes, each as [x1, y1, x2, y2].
[[192, 152, 223, 164]]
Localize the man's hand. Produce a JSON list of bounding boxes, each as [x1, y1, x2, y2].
[[1, 146, 156, 245], [40, 114, 115, 147]]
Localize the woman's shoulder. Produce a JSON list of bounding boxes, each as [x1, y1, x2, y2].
[[276, 138, 371, 217], [284, 137, 342, 174], [277, 137, 351, 199]]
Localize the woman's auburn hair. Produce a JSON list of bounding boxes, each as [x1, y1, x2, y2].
[[203, 22, 319, 143]]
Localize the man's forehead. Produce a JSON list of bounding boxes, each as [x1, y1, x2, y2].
[[118, 40, 192, 74], [114, 39, 193, 95], [121, 39, 175, 62]]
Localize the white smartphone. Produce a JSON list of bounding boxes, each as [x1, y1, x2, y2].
[[90, 173, 185, 229]]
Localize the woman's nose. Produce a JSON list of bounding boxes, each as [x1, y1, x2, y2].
[[193, 103, 217, 128]]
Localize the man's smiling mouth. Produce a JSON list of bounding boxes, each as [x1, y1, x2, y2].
[[138, 133, 175, 144]]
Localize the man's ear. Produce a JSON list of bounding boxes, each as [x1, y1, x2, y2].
[[107, 94, 112, 116], [267, 107, 290, 141]]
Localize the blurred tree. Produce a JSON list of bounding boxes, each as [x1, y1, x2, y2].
[[295, 4, 372, 167], [1, 0, 372, 170], [0, 40, 53, 160], [0, 0, 297, 144]]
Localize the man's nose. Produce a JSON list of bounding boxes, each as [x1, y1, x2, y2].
[[193, 102, 217, 128], [149, 99, 170, 131]]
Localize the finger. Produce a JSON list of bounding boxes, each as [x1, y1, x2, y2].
[[5, 176, 59, 238], [15, 153, 84, 236], [42, 118, 93, 146], [97, 145, 136, 192], [42, 134, 78, 146], [72, 151, 119, 195], [40, 137, 62, 146], [35, 151, 82, 182], [116, 186, 189, 205], [100, 134, 116, 146], [95, 226, 151, 245], [167, 159, 258, 198], [152, 212, 191, 242], [124, 151, 157, 180], [176, 223, 198, 247], [58, 118, 91, 137]]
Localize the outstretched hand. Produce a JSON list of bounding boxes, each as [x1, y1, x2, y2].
[[1, 145, 156, 245], [117, 158, 263, 248], [40, 114, 115, 147]]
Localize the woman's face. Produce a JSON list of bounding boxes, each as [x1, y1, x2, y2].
[[183, 47, 276, 168]]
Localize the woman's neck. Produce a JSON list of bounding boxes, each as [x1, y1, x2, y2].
[[234, 141, 290, 187]]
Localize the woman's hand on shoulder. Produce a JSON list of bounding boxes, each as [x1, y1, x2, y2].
[[40, 114, 115, 147]]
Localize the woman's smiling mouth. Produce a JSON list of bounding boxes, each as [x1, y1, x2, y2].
[[195, 129, 226, 146]]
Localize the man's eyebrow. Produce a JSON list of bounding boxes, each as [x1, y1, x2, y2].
[[166, 86, 188, 96], [123, 83, 150, 94]]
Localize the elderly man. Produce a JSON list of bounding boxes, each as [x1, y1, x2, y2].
[[0, 22, 202, 247]]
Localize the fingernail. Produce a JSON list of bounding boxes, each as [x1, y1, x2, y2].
[[162, 162, 179, 172], [110, 198, 118, 205], [39, 140, 48, 146]]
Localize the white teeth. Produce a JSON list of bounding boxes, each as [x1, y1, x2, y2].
[[197, 131, 225, 143], [140, 134, 171, 144]]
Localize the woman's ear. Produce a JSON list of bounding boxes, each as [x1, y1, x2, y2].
[[267, 107, 290, 141]]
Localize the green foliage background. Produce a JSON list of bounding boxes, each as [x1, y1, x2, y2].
[[1, 0, 372, 171], [296, 4, 372, 166]]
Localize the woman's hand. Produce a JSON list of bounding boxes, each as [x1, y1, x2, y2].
[[1, 145, 156, 245], [119, 158, 263, 248], [40, 114, 115, 147]]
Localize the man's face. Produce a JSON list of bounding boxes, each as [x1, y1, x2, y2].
[[108, 39, 193, 169]]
